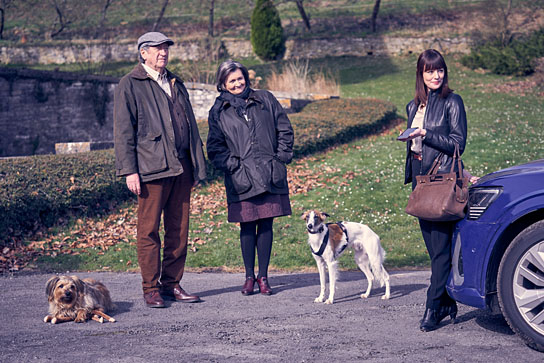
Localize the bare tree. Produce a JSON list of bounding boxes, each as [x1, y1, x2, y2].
[[0, 0, 12, 40], [371, 0, 380, 33], [497, 0, 513, 46], [99, 0, 113, 29], [208, 0, 214, 37], [295, 0, 311, 31], [50, 0, 72, 38], [152, 0, 169, 32]]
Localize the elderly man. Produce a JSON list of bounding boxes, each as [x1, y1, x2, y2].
[[114, 32, 207, 308]]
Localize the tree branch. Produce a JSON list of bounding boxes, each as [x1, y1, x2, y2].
[[152, 0, 169, 32]]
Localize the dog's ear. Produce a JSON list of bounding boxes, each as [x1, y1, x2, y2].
[[45, 276, 59, 301], [301, 211, 309, 220], [319, 212, 330, 219], [71, 276, 85, 293]]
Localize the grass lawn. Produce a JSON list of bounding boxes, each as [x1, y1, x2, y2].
[[33, 54, 544, 273]]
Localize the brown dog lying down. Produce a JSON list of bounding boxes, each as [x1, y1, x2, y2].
[[44, 275, 116, 324]]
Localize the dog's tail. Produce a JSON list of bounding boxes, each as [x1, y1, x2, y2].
[[369, 245, 389, 287]]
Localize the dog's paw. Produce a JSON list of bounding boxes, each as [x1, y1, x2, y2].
[[360, 293, 370, 299], [381, 294, 390, 300], [324, 298, 334, 304], [51, 317, 58, 324], [74, 317, 86, 323], [44, 315, 52, 323], [314, 296, 325, 303]]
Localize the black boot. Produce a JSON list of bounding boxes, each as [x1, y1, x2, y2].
[[437, 303, 458, 324], [420, 308, 440, 332]]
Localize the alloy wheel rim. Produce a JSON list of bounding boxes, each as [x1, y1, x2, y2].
[[513, 239, 544, 336]]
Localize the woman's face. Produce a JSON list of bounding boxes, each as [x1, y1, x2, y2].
[[423, 67, 444, 90], [224, 69, 246, 95]]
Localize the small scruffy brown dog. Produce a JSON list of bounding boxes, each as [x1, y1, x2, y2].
[[44, 275, 116, 324]]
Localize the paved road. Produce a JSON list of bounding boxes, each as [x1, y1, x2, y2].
[[0, 270, 541, 362]]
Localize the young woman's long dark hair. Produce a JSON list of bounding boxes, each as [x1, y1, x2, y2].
[[414, 49, 452, 106]]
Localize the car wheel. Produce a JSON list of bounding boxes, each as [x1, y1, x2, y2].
[[498, 220, 544, 352]]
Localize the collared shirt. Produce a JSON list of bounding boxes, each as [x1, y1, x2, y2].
[[142, 63, 172, 97], [410, 103, 426, 154]]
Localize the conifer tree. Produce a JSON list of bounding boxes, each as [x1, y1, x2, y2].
[[250, 0, 285, 60]]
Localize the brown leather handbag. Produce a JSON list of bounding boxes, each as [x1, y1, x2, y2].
[[405, 145, 469, 221]]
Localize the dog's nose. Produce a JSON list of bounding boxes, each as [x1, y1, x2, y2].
[[308, 223, 313, 228], [65, 291, 72, 297]]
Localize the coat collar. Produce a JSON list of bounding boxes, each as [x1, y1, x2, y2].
[[129, 63, 184, 85]]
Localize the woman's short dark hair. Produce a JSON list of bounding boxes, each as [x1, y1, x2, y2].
[[414, 49, 452, 106], [215, 59, 251, 92]]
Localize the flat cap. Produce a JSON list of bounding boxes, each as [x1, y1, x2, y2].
[[137, 32, 174, 50]]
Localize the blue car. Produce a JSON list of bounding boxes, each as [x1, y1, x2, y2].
[[447, 159, 544, 351]]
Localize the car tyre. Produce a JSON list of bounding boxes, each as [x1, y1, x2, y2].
[[498, 220, 544, 352]]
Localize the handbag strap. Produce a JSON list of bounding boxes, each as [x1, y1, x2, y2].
[[427, 156, 442, 175], [426, 144, 463, 177], [449, 144, 464, 178]]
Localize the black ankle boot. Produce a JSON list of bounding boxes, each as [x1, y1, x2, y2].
[[420, 308, 440, 332], [437, 303, 458, 324]]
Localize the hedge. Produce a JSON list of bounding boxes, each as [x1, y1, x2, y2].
[[0, 98, 396, 246]]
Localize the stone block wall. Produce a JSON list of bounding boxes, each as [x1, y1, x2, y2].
[[0, 67, 325, 157], [0, 36, 471, 65], [0, 68, 117, 157]]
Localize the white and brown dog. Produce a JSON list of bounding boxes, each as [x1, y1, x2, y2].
[[44, 275, 116, 324], [302, 210, 390, 304]]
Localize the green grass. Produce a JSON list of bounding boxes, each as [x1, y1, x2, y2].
[[32, 53, 544, 272], [4, 0, 535, 43]]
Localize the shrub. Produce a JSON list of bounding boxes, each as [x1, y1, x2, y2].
[[250, 0, 285, 61], [1, 98, 396, 246], [462, 28, 544, 76], [0, 150, 133, 246]]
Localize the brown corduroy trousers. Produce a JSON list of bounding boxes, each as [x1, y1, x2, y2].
[[137, 157, 193, 293]]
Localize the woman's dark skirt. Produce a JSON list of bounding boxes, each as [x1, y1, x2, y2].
[[228, 192, 292, 223]]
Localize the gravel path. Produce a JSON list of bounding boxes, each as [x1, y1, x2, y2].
[[1, 270, 541, 362]]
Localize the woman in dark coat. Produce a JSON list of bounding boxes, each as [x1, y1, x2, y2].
[[207, 60, 294, 296], [400, 49, 467, 331]]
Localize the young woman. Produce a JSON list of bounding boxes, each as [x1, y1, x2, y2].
[[400, 49, 468, 331], [207, 60, 294, 296]]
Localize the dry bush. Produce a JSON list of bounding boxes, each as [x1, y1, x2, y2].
[[264, 59, 340, 96]]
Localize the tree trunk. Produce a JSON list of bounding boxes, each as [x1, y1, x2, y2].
[[0, 7, 4, 40], [500, 0, 513, 46], [97, 0, 113, 38], [50, 0, 68, 38], [208, 0, 215, 37], [152, 0, 169, 32], [295, 0, 311, 31], [371, 0, 381, 33]]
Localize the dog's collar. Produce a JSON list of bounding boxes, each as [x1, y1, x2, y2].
[[307, 224, 325, 234]]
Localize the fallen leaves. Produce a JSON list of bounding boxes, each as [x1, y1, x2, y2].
[[1, 151, 339, 274]]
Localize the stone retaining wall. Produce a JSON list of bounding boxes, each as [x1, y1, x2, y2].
[[0, 36, 471, 65], [0, 67, 327, 157]]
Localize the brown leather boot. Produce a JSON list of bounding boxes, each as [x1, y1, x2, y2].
[[241, 276, 255, 295], [256, 276, 273, 295]]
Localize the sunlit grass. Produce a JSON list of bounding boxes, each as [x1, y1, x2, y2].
[[35, 54, 544, 272]]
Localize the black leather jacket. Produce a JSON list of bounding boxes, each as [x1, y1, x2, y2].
[[404, 90, 467, 185], [207, 89, 294, 204]]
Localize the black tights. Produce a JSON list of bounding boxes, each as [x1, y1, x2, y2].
[[240, 218, 274, 279]]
